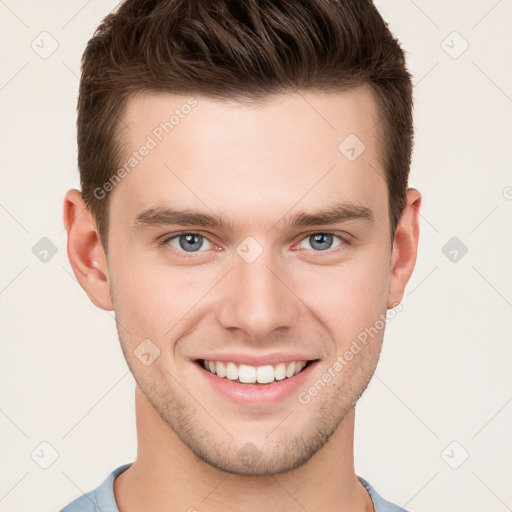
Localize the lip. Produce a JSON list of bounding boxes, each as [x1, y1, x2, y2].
[[192, 358, 319, 406]]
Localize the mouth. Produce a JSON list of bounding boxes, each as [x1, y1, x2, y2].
[[193, 357, 320, 405]]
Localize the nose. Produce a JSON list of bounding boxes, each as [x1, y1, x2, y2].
[[216, 246, 301, 342]]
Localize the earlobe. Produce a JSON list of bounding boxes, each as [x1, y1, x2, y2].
[[387, 188, 422, 309], [63, 188, 113, 311]]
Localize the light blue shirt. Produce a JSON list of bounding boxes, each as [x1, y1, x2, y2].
[[60, 463, 409, 511]]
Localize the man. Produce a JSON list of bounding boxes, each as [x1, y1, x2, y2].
[[61, 0, 421, 510]]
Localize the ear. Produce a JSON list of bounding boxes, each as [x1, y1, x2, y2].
[[388, 188, 422, 308], [63, 188, 113, 311]]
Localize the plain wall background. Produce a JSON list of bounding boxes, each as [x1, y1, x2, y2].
[[1, 1, 511, 511]]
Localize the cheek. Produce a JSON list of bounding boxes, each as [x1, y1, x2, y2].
[[293, 255, 390, 346], [109, 253, 215, 336]]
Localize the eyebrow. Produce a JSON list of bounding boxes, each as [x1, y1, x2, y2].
[[132, 202, 374, 232]]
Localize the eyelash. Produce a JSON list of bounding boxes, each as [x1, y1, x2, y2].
[[158, 231, 350, 258]]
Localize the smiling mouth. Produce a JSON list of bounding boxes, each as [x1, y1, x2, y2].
[[196, 359, 316, 385]]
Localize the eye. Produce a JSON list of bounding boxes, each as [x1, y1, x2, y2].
[[296, 232, 344, 252], [159, 231, 348, 259], [162, 232, 214, 254]]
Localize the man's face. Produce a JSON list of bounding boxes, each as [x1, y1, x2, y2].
[[106, 85, 394, 475]]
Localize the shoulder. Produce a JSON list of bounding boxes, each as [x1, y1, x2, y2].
[[60, 490, 98, 512], [358, 476, 411, 512], [60, 463, 133, 512]]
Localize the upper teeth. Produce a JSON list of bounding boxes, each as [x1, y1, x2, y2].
[[202, 360, 308, 383]]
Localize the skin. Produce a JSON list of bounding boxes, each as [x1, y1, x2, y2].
[[63, 83, 421, 512]]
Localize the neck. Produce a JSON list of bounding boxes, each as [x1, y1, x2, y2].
[[114, 385, 373, 512]]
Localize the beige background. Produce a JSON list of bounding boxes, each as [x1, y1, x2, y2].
[[1, 1, 511, 511]]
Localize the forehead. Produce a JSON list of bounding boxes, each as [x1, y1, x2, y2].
[[110, 86, 386, 226]]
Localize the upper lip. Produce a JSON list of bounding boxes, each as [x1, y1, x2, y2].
[[195, 352, 318, 366]]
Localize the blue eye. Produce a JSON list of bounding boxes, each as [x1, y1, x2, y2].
[[159, 231, 347, 258], [298, 233, 343, 251], [165, 233, 214, 253]]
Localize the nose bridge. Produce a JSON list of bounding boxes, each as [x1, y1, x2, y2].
[[216, 242, 300, 340]]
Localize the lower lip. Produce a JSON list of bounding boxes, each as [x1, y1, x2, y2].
[[193, 360, 319, 406]]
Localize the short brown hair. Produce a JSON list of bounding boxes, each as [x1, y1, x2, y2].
[[77, 0, 413, 253]]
